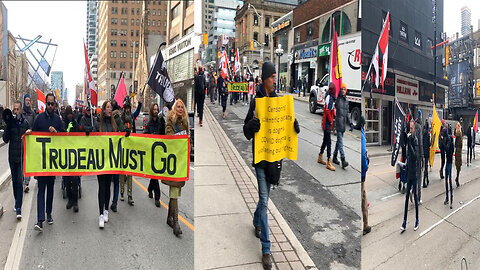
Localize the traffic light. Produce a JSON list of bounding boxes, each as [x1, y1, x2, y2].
[[250, 40, 254, 51], [204, 33, 208, 45]]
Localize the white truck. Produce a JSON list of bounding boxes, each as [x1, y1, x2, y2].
[[309, 31, 362, 129]]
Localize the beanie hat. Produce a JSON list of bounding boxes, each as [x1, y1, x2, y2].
[[23, 93, 30, 105], [417, 110, 422, 120], [261, 61, 276, 81]]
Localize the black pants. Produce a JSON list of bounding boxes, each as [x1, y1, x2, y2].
[[65, 176, 78, 205], [197, 95, 205, 122], [440, 148, 445, 175], [97, 175, 112, 215], [148, 179, 161, 201], [467, 145, 474, 164], [320, 130, 332, 158], [403, 177, 419, 224], [424, 155, 429, 180]]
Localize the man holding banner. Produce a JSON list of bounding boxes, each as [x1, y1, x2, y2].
[[243, 62, 300, 270]]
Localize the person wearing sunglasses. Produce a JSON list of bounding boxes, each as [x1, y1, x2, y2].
[[26, 93, 64, 232]]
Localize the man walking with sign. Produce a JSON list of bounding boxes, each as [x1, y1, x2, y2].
[[243, 62, 300, 270], [28, 93, 64, 232]]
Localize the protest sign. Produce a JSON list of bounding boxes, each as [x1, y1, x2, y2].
[[227, 82, 249, 93]]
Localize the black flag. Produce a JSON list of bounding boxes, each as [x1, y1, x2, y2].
[[391, 98, 405, 166], [147, 47, 175, 104]]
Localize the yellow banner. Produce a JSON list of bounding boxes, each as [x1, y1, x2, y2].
[[254, 96, 297, 164], [429, 106, 441, 167], [23, 132, 190, 181], [228, 82, 249, 93]]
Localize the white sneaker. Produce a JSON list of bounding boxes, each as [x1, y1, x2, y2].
[[99, 215, 105, 228], [103, 210, 109, 223], [16, 214, 22, 220]]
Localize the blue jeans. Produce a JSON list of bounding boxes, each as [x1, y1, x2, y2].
[[254, 167, 271, 254], [333, 131, 345, 158], [9, 161, 23, 214], [37, 176, 55, 223], [112, 174, 119, 205], [445, 163, 453, 201]]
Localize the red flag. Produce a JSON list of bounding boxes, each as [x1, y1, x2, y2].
[[474, 109, 478, 133], [84, 41, 98, 106], [330, 18, 342, 97], [36, 88, 46, 113], [221, 50, 228, 79], [114, 74, 127, 108], [378, 13, 390, 89]]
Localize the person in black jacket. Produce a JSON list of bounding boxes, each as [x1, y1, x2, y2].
[[2, 101, 31, 219], [466, 124, 473, 166], [195, 68, 206, 126], [444, 127, 454, 209], [401, 120, 419, 233], [29, 93, 64, 232], [332, 82, 353, 168], [243, 62, 300, 270], [439, 120, 447, 179], [62, 106, 81, 212], [145, 103, 165, 207], [422, 119, 431, 187], [217, 70, 228, 119]]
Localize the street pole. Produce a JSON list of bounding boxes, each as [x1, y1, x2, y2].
[[277, 53, 280, 92], [433, 0, 437, 106]]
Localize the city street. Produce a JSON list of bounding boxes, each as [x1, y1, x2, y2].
[[0, 140, 194, 270], [362, 141, 480, 269], [205, 95, 361, 269]]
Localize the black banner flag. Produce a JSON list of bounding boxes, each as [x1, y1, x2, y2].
[[391, 98, 405, 166], [147, 48, 175, 104]]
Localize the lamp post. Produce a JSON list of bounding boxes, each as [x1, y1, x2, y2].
[[248, 3, 264, 69], [275, 44, 284, 93]]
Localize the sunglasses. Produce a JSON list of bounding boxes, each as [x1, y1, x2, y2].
[[47, 102, 55, 106]]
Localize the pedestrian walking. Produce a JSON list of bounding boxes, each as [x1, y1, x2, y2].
[[467, 124, 474, 166], [317, 83, 336, 171], [2, 101, 31, 220], [445, 127, 454, 209], [439, 120, 447, 179], [95, 100, 127, 228], [332, 82, 353, 169], [62, 106, 80, 213], [21, 94, 35, 193], [455, 121, 463, 187], [208, 71, 216, 104], [297, 77, 302, 97], [195, 68, 206, 127], [145, 103, 165, 208], [361, 116, 371, 235], [30, 93, 64, 232], [217, 70, 228, 119], [163, 99, 189, 237], [414, 111, 423, 203], [401, 120, 419, 233], [422, 119, 430, 187], [243, 61, 300, 270]]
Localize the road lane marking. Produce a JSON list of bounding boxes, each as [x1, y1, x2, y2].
[[132, 176, 194, 231], [419, 194, 480, 237], [381, 193, 401, 201]]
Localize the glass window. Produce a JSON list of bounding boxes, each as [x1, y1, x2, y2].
[[120, 62, 126, 68], [136, 41, 139, 47], [131, 8, 134, 15], [152, 9, 156, 15], [136, 52, 139, 59], [172, 4, 179, 19], [158, 9, 161, 15], [158, 20, 161, 26], [137, 8, 140, 15], [131, 52, 133, 58], [253, 32, 258, 41], [136, 19, 140, 26], [148, 20, 150, 26], [265, 17, 270, 27], [131, 19, 134, 26], [136, 30, 139, 36], [152, 20, 156, 26], [264, 33, 269, 47], [254, 15, 258, 26]]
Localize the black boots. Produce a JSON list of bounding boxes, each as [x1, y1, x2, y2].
[[167, 198, 182, 237], [332, 155, 340, 165], [262, 254, 272, 270], [341, 157, 349, 168]]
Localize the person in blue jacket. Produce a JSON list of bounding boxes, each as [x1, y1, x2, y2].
[[361, 116, 371, 235]]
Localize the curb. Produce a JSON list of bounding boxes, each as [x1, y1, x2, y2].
[[0, 170, 11, 192]]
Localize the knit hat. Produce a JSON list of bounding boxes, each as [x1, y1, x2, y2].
[[261, 61, 276, 81], [417, 110, 422, 120], [23, 93, 30, 105]]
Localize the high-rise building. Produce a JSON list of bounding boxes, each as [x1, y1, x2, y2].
[[86, 0, 98, 59], [50, 71, 64, 98], [461, 6, 471, 37], [97, 0, 167, 102], [204, 0, 214, 33]]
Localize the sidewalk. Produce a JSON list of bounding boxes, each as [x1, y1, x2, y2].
[[277, 92, 309, 104], [195, 106, 316, 270]]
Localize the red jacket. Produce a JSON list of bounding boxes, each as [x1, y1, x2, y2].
[[322, 94, 335, 131]]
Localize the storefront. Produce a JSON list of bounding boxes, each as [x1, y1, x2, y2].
[[292, 42, 318, 93], [317, 43, 330, 82]]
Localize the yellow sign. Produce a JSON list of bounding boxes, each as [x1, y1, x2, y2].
[[254, 96, 297, 164], [227, 82, 249, 93], [429, 106, 441, 167], [23, 132, 190, 181]]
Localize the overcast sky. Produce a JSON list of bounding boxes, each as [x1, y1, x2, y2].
[[4, 1, 86, 105], [444, 0, 480, 38]]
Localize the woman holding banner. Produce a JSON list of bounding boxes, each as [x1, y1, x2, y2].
[[164, 99, 189, 237], [145, 103, 166, 208], [95, 100, 127, 228]]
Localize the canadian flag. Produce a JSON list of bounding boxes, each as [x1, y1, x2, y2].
[[234, 48, 241, 75], [378, 12, 390, 89], [248, 81, 255, 95], [372, 45, 379, 87], [84, 41, 98, 107], [36, 88, 46, 113], [221, 50, 228, 79]]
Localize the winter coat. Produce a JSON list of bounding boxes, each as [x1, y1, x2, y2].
[[361, 126, 368, 181], [423, 125, 430, 158], [217, 76, 228, 107], [446, 136, 454, 164], [322, 93, 335, 131], [144, 116, 165, 135], [95, 114, 124, 132], [243, 83, 278, 168], [414, 121, 423, 164], [334, 94, 349, 133], [33, 110, 64, 133], [22, 105, 36, 129], [63, 117, 80, 133], [439, 125, 447, 151], [163, 112, 188, 188], [79, 114, 98, 133], [121, 102, 142, 133], [467, 127, 474, 147], [195, 72, 206, 100], [455, 128, 463, 167], [2, 115, 30, 163], [406, 133, 418, 181]]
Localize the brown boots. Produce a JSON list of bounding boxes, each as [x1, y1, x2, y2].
[[317, 154, 326, 165], [318, 154, 336, 171], [326, 158, 336, 171], [167, 198, 183, 237]]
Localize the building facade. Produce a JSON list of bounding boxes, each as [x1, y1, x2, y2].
[[461, 6, 471, 37], [50, 71, 64, 98], [272, 11, 292, 90], [97, 0, 167, 103], [0, 2, 7, 107]]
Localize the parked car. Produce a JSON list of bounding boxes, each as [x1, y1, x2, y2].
[[188, 111, 194, 162], [135, 112, 149, 133]]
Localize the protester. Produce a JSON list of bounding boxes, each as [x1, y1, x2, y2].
[[361, 116, 371, 235], [78, 105, 98, 201], [145, 103, 165, 208], [243, 62, 300, 270], [401, 120, 419, 233], [439, 120, 447, 179], [22, 93, 36, 193], [63, 106, 80, 212], [332, 82, 353, 169], [2, 101, 31, 220], [455, 121, 463, 187], [318, 83, 336, 171], [195, 67, 206, 127], [217, 69, 228, 119], [467, 124, 474, 166], [414, 111, 423, 203], [164, 99, 189, 237], [445, 127, 454, 209], [30, 93, 64, 232], [422, 119, 431, 187], [208, 71, 216, 104], [95, 100, 126, 228]]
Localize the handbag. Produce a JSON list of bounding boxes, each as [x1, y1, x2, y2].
[[265, 160, 282, 186]]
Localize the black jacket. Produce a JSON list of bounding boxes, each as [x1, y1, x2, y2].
[[334, 94, 350, 133], [33, 110, 64, 133], [446, 135, 454, 164], [423, 125, 430, 158], [439, 125, 447, 150], [63, 117, 80, 133], [79, 114, 97, 133], [406, 133, 418, 180], [144, 116, 165, 135], [2, 116, 30, 163], [195, 72, 206, 99]]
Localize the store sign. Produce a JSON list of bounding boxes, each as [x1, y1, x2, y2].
[[318, 44, 330, 56], [396, 75, 419, 101], [294, 46, 317, 62], [399, 21, 408, 43], [414, 31, 422, 49], [273, 20, 291, 33], [310, 60, 316, 69]]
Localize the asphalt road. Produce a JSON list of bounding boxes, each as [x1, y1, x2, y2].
[[363, 140, 480, 269], [206, 97, 361, 270], [0, 148, 194, 270]]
